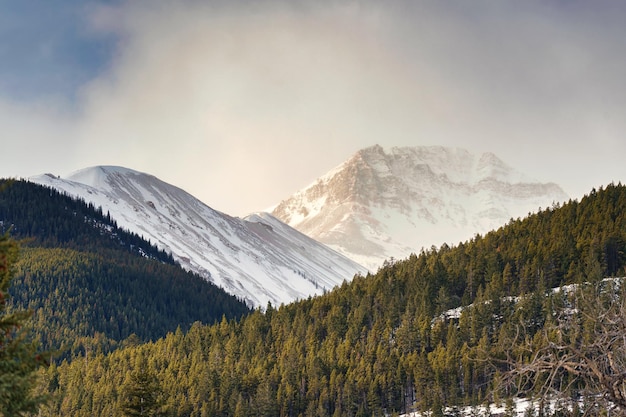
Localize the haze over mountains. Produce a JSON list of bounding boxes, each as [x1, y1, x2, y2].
[[272, 145, 569, 269]]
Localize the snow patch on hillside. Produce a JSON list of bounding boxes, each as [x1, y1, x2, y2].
[[402, 396, 568, 417]]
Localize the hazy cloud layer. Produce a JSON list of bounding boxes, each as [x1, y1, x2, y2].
[[2, 0, 626, 215]]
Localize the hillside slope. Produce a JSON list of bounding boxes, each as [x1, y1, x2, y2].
[[0, 179, 250, 353], [31, 167, 367, 308]]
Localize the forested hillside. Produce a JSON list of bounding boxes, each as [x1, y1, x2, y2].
[[0, 180, 251, 354], [33, 183, 626, 416]]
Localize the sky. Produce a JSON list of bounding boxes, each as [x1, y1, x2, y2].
[[1, 0, 625, 216]]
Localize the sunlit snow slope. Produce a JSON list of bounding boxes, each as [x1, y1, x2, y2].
[[31, 167, 366, 308], [272, 145, 569, 270]]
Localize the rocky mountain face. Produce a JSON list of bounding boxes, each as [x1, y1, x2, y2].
[[272, 145, 569, 270], [31, 166, 367, 308]]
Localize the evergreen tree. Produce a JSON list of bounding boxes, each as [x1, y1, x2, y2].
[[0, 232, 47, 415], [119, 364, 164, 417]]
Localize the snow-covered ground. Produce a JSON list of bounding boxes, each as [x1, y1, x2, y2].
[[31, 166, 367, 308], [402, 396, 568, 416]]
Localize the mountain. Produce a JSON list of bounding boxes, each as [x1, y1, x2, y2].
[[272, 145, 569, 270], [30, 167, 366, 308], [0, 179, 250, 353]]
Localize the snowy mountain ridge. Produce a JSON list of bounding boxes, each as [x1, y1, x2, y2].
[[31, 166, 367, 308], [272, 145, 569, 270]]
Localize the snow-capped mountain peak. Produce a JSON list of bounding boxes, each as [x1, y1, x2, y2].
[[272, 145, 569, 270], [67, 165, 141, 187], [30, 166, 367, 308]]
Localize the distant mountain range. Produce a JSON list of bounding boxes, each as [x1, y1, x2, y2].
[[272, 145, 569, 269], [30, 145, 569, 305], [31, 167, 367, 308]]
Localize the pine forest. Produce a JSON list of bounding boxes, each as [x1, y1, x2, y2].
[[2, 180, 626, 416]]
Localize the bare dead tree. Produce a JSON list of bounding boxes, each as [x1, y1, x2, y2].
[[500, 279, 626, 416]]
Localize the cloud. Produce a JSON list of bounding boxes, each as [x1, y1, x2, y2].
[[0, 97, 81, 178], [2, 0, 626, 214], [74, 1, 422, 212]]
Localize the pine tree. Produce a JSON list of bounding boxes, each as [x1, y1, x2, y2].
[[0, 232, 47, 415], [119, 364, 164, 417]]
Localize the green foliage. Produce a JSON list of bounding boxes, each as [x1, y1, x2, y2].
[[0, 233, 47, 416], [119, 361, 164, 417], [11, 247, 251, 356], [24, 183, 626, 416]]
